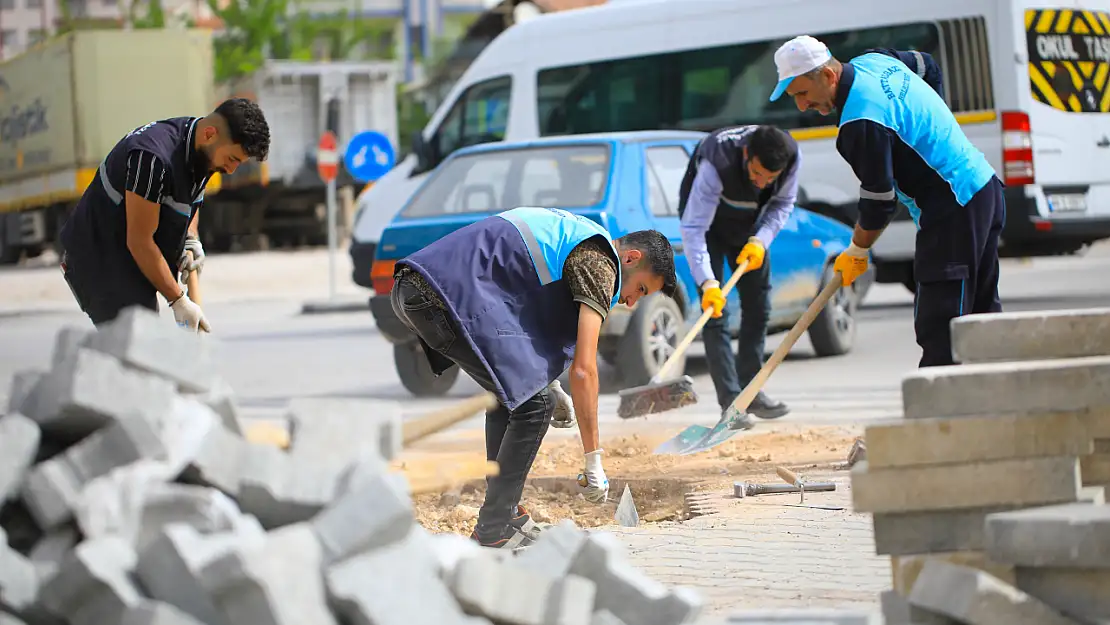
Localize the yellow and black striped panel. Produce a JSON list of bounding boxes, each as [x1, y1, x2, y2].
[[1025, 8, 1110, 113]]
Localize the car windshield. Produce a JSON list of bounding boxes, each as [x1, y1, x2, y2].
[[400, 144, 611, 218]]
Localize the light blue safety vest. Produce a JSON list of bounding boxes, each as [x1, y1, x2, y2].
[[840, 53, 996, 228]]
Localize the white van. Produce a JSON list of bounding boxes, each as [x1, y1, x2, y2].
[[350, 0, 1110, 294]]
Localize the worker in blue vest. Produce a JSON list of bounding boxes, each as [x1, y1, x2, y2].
[[392, 207, 678, 549], [59, 98, 271, 331], [769, 36, 1005, 367]]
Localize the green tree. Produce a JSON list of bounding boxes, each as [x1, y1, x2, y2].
[[207, 0, 311, 82]]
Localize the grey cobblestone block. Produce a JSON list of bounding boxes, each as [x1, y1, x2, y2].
[[0, 414, 41, 503], [22, 416, 166, 530], [591, 611, 627, 625], [50, 327, 91, 370], [28, 526, 79, 581], [901, 356, 1110, 421], [120, 602, 209, 625], [850, 457, 1081, 514], [6, 371, 45, 421], [515, 520, 588, 577], [984, 502, 1110, 568], [196, 379, 243, 436], [37, 536, 144, 625], [951, 309, 1110, 364], [907, 560, 1078, 625], [1014, 567, 1110, 624], [177, 420, 245, 498], [569, 532, 702, 625], [863, 412, 1092, 469], [0, 528, 39, 615], [288, 398, 402, 467], [0, 613, 28, 625], [136, 521, 266, 625], [27, 348, 175, 440], [452, 552, 595, 625], [236, 444, 340, 529], [200, 523, 337, 625], [880, 590, 957, 625], [84, 307, 216, 394], [310, 465, 413, 565], [328, 530, 481, 625], [872, 506, 1024, 556]]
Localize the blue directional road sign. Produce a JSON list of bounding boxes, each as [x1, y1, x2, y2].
[[344, 131, 396, 183]]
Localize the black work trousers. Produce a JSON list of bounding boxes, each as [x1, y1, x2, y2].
[[60, 251, 158, 327], [699, 235, 773, 410], [390, 272, 553, 542], [913, 176, 1006, 367]]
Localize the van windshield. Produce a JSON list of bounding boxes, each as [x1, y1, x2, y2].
[[400, 144, 612, 218]]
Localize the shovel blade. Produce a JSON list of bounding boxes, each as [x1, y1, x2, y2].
[[653, 424, 711, 455]]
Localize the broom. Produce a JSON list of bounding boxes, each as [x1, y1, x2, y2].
[[616, 259, 750, 419]]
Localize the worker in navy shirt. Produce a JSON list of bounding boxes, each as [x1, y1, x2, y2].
[[678, 125, 800, 426], [59, 98, 270, 331], [770, 35, 1004, 367]]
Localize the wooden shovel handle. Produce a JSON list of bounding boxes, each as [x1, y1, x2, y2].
[[402, 391, 499, 445]]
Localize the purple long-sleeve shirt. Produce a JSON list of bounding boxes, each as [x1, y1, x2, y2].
[[679, 153, 801, 287]]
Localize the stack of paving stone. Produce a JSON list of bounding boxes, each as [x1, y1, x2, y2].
[[849, 307, 1110, 625], [0, 306, 714, 625]]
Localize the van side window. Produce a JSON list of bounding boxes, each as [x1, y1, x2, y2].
[[644, 146, 691, 216], [536, 23, 941, 135], [433, 76, 512, 163]]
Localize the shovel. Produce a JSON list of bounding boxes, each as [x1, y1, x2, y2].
[[654, 272, 846, 455], [616, 260, 750, 419]]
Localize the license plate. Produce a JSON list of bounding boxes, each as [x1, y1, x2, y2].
[[1047, 193, 1087, 213]]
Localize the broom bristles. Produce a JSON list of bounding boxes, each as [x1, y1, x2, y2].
[[616, 375, 698, 419]]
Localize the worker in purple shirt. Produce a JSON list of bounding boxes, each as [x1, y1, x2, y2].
[[678, 125, 801, 428]]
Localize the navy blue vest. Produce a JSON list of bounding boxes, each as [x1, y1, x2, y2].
[[399, 207, 622, 410], [60, 117, 210, 296], [840, 53, 995, 228]]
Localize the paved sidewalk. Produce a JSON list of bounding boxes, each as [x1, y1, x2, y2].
[[604, 472, 889, 617]]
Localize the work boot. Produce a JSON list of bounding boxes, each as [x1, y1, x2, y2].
[[470, 525, 534, 550], [747, 391, 790, 420], [509, 505, 545, 540]]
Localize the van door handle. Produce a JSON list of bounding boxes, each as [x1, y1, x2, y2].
[[1098, 136, 1110, 148]]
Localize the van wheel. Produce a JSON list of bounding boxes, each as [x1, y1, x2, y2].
[[808, 263, 857, 357], [394, 342, 459, 396], [616, 293, 685, 387]]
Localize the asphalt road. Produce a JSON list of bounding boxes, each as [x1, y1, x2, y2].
[[3, 243, 1110, 437]]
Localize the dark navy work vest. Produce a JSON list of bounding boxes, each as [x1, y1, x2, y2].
[[399, 207, 622, 411], [684, 125, 797, 247], [840, 53, 995, 228], [60, 117, 210, 296]]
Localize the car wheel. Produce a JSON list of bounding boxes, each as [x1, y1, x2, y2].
[[393, 342, 459, 397], [808, 263, 857, 357], [616, 293, 685, 387]]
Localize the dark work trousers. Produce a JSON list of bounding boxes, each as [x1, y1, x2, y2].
[[699, 234, 773, 409], [60, 251, 158, 327], [913, 176, 1006, 367], [390, 272, 553, 542]]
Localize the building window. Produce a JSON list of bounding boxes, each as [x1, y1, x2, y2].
[[0, 0, 15, 11], [537, 22, 942, 136], [28, 29, 47, 45]]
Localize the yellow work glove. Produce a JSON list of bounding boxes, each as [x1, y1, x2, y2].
[[833, 242, 870, 287], [700, 279, 726, 319], [735, 236, 766, 271]]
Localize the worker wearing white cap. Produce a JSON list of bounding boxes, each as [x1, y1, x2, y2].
[[768, 35, 1007, 368]]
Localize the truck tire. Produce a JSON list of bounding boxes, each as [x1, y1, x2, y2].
[[394, 342, 459, 397], [615, 293, 685, 387], [808, 263, 857, 357]]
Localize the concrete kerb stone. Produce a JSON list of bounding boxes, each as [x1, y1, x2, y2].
[[984, 502, 1110, 568], [900, 356, 1110, 421], [0, 307, 717, 625], [1013, 567, 1110, 624], [907, 560, 1078, 625], [950, 308, 1110, 364], [0, 414, 41, 504]]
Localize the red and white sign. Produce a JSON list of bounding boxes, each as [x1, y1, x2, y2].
[[317, 131, 339, 182]]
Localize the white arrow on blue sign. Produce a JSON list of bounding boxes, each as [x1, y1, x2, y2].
[[344, 130, 396, 183]]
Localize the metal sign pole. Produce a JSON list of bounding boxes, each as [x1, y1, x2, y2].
[[326, 177, 337, 301]]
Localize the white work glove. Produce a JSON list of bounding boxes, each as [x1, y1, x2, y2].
[[170, 293, 211, 333], [577, 449, 609, 504], [549, 379, 577, 429], [178, 237, 205, 273]]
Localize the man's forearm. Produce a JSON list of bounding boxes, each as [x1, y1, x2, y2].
[[129, 240, 183, 301], [852, 224, 884, 249], [569, 365, 600, 453], [188, 210, 200, 238]]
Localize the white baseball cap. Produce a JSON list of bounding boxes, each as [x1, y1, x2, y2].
[[769, 35, 833, 102]]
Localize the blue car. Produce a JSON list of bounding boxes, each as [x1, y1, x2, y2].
[[368, 131, 872, 396]]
